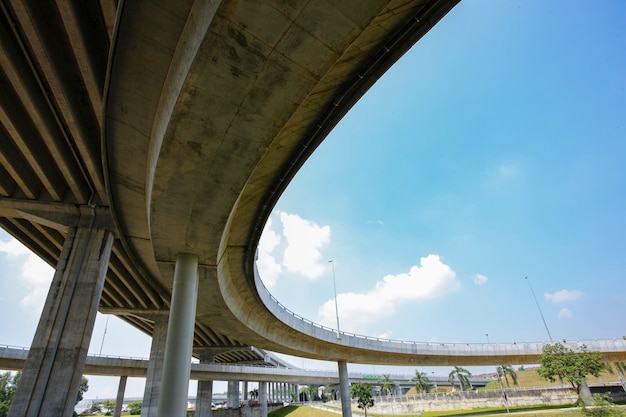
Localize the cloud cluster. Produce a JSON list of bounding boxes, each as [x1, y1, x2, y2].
[[281, 212, 330, 279], [257, 217, 282, 286], [257, 211, 331, 285], [472, 273, 488, 285], [317, 254, 459, 334], [544, 289, 583, 304], [0, 237, 53, 318], [257, 212, 463, 334], [543, 289, 584, 321]]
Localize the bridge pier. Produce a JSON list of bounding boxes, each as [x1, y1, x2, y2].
[[9, 223, 114, 417], [338, 360, 352, 417], [227, 381, 240, 408], [141, 315, 168, 417], [114, 376, 128, 417], [156, 253, 199, 417], [195, 350, 216, 417], [259, 381, 268, 417]]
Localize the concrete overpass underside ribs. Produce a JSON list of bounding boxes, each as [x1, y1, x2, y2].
[[4, 1, 625, 417]]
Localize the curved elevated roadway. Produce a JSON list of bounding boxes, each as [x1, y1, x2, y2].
[[103, 0, 626, 366], [1, 0, 625, 379]]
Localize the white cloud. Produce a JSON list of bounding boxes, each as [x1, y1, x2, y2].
[[280, 212, 330, 279], [0, 238, 31, 256], [472, 274, 488, 285], [257, 217, 282, 286], [317, 254, 459, 334], [558, 308, 573, 319], [544, 289, 583, 304], [0, 237, 53, 317], [377, 330, 393, 340]]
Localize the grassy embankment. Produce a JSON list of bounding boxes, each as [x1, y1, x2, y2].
[[269, 367, 625, 417]]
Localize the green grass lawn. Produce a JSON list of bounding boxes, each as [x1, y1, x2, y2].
[[268, 404, 590, 417]]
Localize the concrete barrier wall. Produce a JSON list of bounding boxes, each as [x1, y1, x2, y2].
[[186, 405, 283, 417], [344, 388, 580, 414]]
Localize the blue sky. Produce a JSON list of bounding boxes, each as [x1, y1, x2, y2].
[[2, 0, 625, 400]]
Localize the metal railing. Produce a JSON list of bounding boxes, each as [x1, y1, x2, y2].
[[254, 264, 626, 354]]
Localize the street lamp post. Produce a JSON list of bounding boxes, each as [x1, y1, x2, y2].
[[496, 367, 510, 413], [432, 372, 437, 399], [329, 260, 341, 339], [525, 276, 553, 342]]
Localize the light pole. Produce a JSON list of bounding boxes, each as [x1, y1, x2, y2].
[[496, 367, 510, 413], [525, 276, 553, 342], [329, 260, 341, 339]]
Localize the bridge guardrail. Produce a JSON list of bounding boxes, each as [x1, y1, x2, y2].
[[254, 263, 626, 355]]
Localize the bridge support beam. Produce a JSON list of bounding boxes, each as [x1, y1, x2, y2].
[[114, 376, 128, 417], [9, 224, 114, 417], [141, 315, 168, 417], [195, 350, 216, 417], [227, 381, 239, 408], [196, 379, 213, 417], [338, 360, 352, 417], [157, 253, 199, 417], [259, 381, 268, 417]]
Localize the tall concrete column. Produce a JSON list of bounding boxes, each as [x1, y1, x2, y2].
[[195, 350, 215, 417], [157, 253, 199, 417], [227, 381, 239, 408], [9, 224, 114, 417], [114, 376, 128, 417], [338, 360, 352, 417], [195, 379, 213, 417], [243, 382, 248, 401], [141, 314, 169, 417], [259, 382, 268, 417]]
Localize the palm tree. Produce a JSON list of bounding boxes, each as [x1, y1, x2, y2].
[[299, 385, 317, 402], [249, 387, 259, 400], [410, 370, 431, 396], [378, 374, 398, 396], [448, 366, 473, 391], [497, 365, 519, 388]]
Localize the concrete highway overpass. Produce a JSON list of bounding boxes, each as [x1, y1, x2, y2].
[[0, 345, 490, 388], [1, 1, 625, 416]]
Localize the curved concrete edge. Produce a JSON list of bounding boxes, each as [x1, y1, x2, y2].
[[217, 245, 626, 366], [145, 0, 221, 225]]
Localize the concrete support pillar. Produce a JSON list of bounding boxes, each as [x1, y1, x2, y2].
[[9, 225, 114, 417], [227, 381, 239, 408], [195, 379, 213, 417], [259, 382, 268, 417], [243, 382, 248, 401], [141, 315, 169, 417], [338, 360, 352, 417], [157, 253, 199, 417], [195, 350, 215, 417], [114, 376, 128, 417]]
